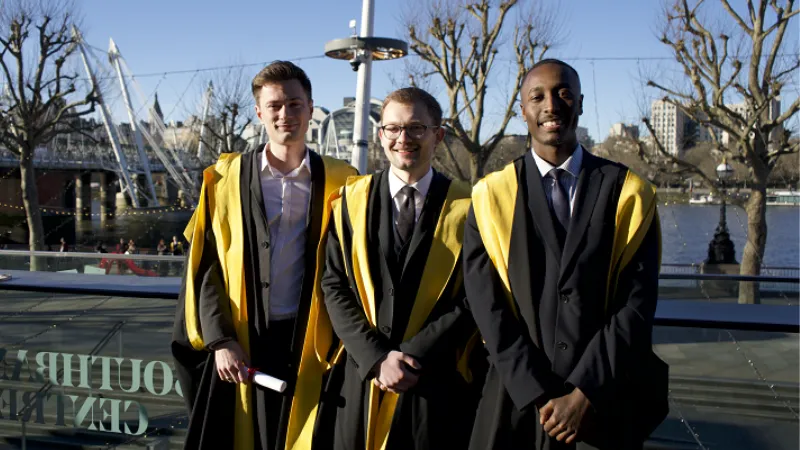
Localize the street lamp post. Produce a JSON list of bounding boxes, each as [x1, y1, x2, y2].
[[706, 158, 737, 264], [324, 0, 407, 174]]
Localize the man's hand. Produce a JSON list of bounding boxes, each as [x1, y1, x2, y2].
[[371, 351, 422, 393], [539, 387, 591, 444], [214, 341, 250, 384]]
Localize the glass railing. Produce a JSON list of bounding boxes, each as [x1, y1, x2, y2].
[[652, 326, 799, 450], [660, 264, 800, 299], [0, 250, 185, 278], [1, 251, 797, 299], [0, 269, 797, 449], [0, 289, 184, 449]]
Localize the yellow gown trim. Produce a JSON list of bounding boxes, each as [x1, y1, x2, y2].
[[182, 153, 355, 450], [315, 174, 470, 450], [285, 157, 356, 450], [471, 162, 660, 318]]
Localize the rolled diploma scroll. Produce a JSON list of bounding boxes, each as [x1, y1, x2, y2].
[[245, 366, 287, 393]]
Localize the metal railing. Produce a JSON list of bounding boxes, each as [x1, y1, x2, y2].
[[1, 250, 796, 276], [661, 263, 800, 278]]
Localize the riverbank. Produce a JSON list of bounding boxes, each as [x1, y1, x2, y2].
[[657, 187, 800, 205]]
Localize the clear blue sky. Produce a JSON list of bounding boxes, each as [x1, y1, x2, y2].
[[79, 0, 798, 142]]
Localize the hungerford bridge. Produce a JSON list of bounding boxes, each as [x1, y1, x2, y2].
[[0, 30, 382, 218]]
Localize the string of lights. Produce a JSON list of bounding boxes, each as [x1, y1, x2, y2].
[[76, 47, 798, 81], [0, 202, 195, 217], [77, 51, 327, 82]]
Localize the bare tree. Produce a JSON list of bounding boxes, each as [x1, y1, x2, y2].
[[768, 142, 799, 184], [403, 0, 562, 183], [597, 137, 664, 184], [0, 0, 96, 267], [196, 66, 255, 157], [432, 129, 471, 181], [641, 0, 798, 303], [431, 128, 528, 181]]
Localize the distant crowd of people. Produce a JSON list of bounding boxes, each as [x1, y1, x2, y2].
[[0, 232, 188, 259], [92, 236, 187, 276], [27, 234, 189, 276], [46, 235, 187, 256]]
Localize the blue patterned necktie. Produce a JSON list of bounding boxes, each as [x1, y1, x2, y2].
[[548, 168, 571, 232]]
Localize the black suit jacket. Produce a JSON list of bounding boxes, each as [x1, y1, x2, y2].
[[322, 170, 472, 378], [464, 151, 661, 449], [319, 170, 477, 450], [171, 147, 334, 450]]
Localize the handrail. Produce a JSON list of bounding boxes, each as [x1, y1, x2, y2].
[[661, 263, 800, 271], [0, 249, 185, 261], [656, 301, 798, 333], [0, 270, 181, 299], [3, 250, 796, 272], [0, 269, 797, 333], [659, 272, 799, 283]]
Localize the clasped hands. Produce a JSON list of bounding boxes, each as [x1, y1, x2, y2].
[[539, 387, 592, 444], [371, 350, 422, 393]]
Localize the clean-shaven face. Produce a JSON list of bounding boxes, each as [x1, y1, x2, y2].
[[520, 63, 583, 150], [255, 79, 313, 147], [379, 101, 443, 175]]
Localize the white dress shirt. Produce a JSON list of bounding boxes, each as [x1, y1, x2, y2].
[[260, 144, 312, 320], [388, 167, 433, 228], [530, 144, 583, 215]]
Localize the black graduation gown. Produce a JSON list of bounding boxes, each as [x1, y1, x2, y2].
[[463, 152, 663, 450], [318, 170, 478, 450], [171, 148, 334, 450]]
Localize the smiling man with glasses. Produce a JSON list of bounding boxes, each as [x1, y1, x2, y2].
[[378, 119, 440, 183], [298, 87, 479, 450]]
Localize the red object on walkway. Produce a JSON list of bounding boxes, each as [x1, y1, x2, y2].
[[98, 254, 158, 277]]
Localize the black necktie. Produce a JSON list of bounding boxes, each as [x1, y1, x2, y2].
[[547, 168, 571, 233], [396, 186, 416, 248]]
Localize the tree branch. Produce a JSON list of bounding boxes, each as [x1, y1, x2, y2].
[[768, 96, 799, 127], [766, 141, 799, 160], [762, 4, 797, 88], [641, 117, 720, 190], [721, 0, 754, 33]]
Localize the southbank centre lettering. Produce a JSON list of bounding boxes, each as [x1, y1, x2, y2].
[[0, 348, 183, 435]]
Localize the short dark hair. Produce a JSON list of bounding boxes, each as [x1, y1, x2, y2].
[[522, 58, 581, 91], [381, 87, 443, 126], [251, 61, 312, 102]]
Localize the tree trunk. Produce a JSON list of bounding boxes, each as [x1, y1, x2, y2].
[[441, 139, 468, 182], [19, 149, 46, 271], [738, 186, 767, 304], [470, 151, 488, 185]]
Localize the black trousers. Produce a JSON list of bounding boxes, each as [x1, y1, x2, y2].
[[251, 317, 297, 450]]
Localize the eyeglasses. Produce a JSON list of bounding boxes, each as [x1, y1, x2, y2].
[[380, 124, 438, 139]]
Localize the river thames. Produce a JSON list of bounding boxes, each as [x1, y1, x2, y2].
[[73, 203, 799, 267], [660, 204, 798, 266]]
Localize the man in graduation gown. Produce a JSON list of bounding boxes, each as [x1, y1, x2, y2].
[[309, 87, 477, 450], [171, 61, 356, 450], [464, 59, 668, 450]]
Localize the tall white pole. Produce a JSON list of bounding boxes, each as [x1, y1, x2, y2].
[[351, 0, 374, 174], [109, 39, 158, 204], [197, 81, 213, 159], [73, 28, 140, 208]]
